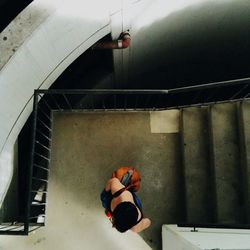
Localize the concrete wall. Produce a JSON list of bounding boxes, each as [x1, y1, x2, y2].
[[120, 0, 250, 88], [162, 225, 250, 250]]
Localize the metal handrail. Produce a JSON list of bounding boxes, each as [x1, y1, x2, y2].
[[168, 77, 250, 93], [36, 76, 250, 95]]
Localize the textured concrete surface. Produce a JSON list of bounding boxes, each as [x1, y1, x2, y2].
[[242, 100, 250, 184], [210, 103, 242, 223], [181, 107, 212, 223], [48, 111, 183, 250], [0, 0, 58, 70], [150, 110, 180, 133], [239, 100, 250, 223]]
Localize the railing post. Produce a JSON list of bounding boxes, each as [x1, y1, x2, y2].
[[25, 90, 39, 235]]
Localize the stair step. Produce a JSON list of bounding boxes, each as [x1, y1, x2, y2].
[[181, 107, 213, 223], [238, 99, 250, 223], [210, 102, 242, 223]]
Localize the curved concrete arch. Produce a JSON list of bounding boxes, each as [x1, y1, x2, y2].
[[0, 0, 116, 206]]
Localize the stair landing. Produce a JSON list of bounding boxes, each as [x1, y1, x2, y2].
[[49, 111, 183, 250]]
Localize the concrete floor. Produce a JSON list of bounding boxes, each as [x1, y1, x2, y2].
[[0, 111, 183, 250]]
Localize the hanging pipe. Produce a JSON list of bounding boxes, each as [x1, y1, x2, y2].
[[92, 31, 131, 50]]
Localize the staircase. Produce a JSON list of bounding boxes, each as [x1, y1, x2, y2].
[[180, 99, 250, 226], [0, 85, 249, 244]]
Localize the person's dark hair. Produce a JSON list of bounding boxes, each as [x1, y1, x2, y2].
[[112, 202, 138, 233]]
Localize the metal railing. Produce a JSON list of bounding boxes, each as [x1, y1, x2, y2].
[[34, 77, 250, 111], [1, 77, 249, 235]]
